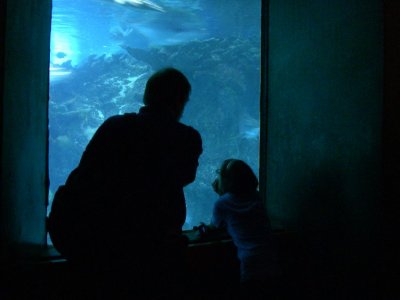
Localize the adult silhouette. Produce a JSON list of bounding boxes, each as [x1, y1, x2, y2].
[[48, 67, 203, 297]]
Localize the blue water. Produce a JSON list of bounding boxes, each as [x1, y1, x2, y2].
[[49, 0, 261, 230]]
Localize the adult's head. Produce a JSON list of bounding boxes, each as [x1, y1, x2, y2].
[[143, 67, 191, 120], [212, 159, 259, 196]]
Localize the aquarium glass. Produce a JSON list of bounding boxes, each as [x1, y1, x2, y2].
[[49, 0, 261, 231]]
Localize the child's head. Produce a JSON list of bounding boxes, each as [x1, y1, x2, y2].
[[212, 159, 258, 196]]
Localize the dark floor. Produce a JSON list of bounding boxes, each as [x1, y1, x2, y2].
[[1, 231, 396, 299]]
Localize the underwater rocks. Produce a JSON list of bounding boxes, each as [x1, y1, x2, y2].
[[49, 53, 150, 191], [49, 37, 260, 228], [121, 46, 167, 70], [123, 37, 259, 76]]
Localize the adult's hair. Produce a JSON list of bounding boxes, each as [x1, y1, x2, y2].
[[143, 67, 191, 108], [220, 159, 259, 195]]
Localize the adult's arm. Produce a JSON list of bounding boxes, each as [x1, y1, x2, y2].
[[175, 127, 203, 186]]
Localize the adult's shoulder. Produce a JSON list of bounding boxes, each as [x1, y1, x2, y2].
[[85, 113, 139, 146], [104, 112, 137, 125], [177, 122, 202, 142], [176, 122, 202, 150], [177, 121, 200, 135], [98, 113, 138, 131]]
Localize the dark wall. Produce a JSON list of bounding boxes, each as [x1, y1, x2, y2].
[[0, 0, 5, 195], [382, 0, 400, 294], [267, 0, 383, 237], [383, 1, 400, 232], [265, 1, 399, 297], [0, 0, 51, 258]]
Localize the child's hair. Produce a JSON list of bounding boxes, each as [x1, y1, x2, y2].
[[220, 159, 258, 194]]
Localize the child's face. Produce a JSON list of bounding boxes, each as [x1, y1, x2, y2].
[[212, 169, 224, 195]]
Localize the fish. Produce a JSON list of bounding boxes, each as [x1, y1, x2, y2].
[[116, 9, 208, 49], [112, 0, 165, 13], [238, 113, 260, 141], [55, 52, 68, 59]]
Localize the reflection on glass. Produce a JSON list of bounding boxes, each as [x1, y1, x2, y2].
[[49, 0, 261, 230]]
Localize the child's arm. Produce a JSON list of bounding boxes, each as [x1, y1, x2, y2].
[[193, 222, 228, 240]]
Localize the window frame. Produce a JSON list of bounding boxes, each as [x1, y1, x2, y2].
[[0, 0, 269, 259]]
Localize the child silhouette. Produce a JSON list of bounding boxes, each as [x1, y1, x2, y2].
[[210, 159, 281, 298]]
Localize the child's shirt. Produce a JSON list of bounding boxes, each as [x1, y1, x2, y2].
[[211, 192, 280, 282]]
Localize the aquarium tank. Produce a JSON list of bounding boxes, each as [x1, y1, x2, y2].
[[48, 0, 261, 233]]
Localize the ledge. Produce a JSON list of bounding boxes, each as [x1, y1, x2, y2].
[[1, 229, 293, 266]]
